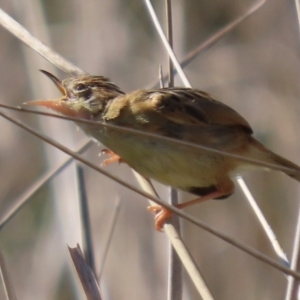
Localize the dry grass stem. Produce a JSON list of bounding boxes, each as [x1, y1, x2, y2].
[[284, 2, 300, 298], [76, 165, 96, 276], [1, 107, 296, 278], [0, 139, 92, 231], [133, 171, 211, 299], [144, 0, 191, 87], [167, 188, 182, 300], [0, 5, 211, 293], [145, 0, 289, 283], [98, 197, 121, 279], [164, 225, 214, 300], [68, 245, 103, 300], [164, 1, 183, 299], [0, 8, 85, 76], [295, 0, 300, 31], [0, 245, 17, 300], [0, 2, 298, 298], [165, 0, 174, 88], [0, 103, 297, 175], [285, 204, 300, 299], [237, 176, 289, 266], [151, 0, 268, 88], [178, 0, 267, 70]]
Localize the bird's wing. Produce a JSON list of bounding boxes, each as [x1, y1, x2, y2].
[[103, 88, 253, 146], [140, 88, 253, 134]]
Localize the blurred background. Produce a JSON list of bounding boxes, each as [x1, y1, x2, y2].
[[0, 0, 299, 299]]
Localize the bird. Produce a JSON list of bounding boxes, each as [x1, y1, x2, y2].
[[24, 70, 300, 230]]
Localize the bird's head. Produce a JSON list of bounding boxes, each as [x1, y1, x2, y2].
[[24, 70, 124, 119]]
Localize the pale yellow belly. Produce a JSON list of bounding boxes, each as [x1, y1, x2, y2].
[[88, 127, 232, 191]]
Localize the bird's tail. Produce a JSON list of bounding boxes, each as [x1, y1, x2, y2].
[[268, 151, 300, 182], [248, 137, 300, 182]]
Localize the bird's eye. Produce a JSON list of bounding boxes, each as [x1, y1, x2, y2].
[[75, 83, 86, 91]]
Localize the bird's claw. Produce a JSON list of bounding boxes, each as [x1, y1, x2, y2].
[[100, 149, 123, 166], [147, 205, 173, 231]]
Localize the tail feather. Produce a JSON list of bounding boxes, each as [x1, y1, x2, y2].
[[268, 152, 300, 182], [248, 137, 300, 182]]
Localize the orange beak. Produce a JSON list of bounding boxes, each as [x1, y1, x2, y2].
[[23, 70, 71, 114]]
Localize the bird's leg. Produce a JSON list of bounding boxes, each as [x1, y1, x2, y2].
[[101, 149, 123, 166], [148, 179, 234, 231], [148, 191, 227, 231]]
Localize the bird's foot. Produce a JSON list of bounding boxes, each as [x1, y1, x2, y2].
[[101, 149, 123, 166], [147, 205, 173, 231]]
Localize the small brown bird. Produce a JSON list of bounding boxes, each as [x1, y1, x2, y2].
[[25, 70, 300, 230]]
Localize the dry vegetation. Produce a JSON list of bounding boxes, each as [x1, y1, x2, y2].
[[0, 0, 299, 299]]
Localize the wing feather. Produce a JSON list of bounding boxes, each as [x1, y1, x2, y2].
[[144, 88, 253, 134], [104, 88, 253, 143]]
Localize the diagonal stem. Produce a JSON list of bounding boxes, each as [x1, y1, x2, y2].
[[164, 1, 183, 300], [0, 139, 92, 231], [0, 103, 297, 174], [0, 8, 85, 76], [0, 109, 299, 280], [144, 0, 288, 270], [76, 165, 96, 276]]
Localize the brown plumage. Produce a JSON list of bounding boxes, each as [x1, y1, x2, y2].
[[25, 71, 300, 230]]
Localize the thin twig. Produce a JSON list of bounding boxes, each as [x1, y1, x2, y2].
[[166, 0, 174, 88], [295, 0, 300, 33], [285, 2, 300, 298], [285, 0, 300, 300], [167, 188, 183, 300], [150, 0, 268, 88], [0, 103, 298, 175], [0, 99, 296, 280], [0, 139, 92, 231], [76, 165, 96, 275], [69, 245, 103, 300], [98, 197, 121, 279], [10, 2, 85, 297], [144, 0, 191, 87], [0, 245, 18, 300], [1, 104, 296, 269], [237, 177, 289, 266], [285, 203, 300, 300], [0, 2, 296, 290], [165, 225, 214, 300], [164, 1, 183, 300], [133, 171, 214, 300], [159, 65, 164, 88], [0, 109, 300, 279], [0, 8, 85, 76], [145, 0, 289, 275], [175, 0, 268, 70]]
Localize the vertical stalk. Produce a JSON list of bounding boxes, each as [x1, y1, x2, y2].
[[166, 0, 174, 87], [165, 1, 181, 300], [76, 165, 96, 275]]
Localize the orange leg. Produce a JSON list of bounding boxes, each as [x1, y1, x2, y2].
[[148, 190, 230, 231], [101, 149, 123, 167]]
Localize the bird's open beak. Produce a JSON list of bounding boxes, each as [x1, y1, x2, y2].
[[23, 70, 67, 109]]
